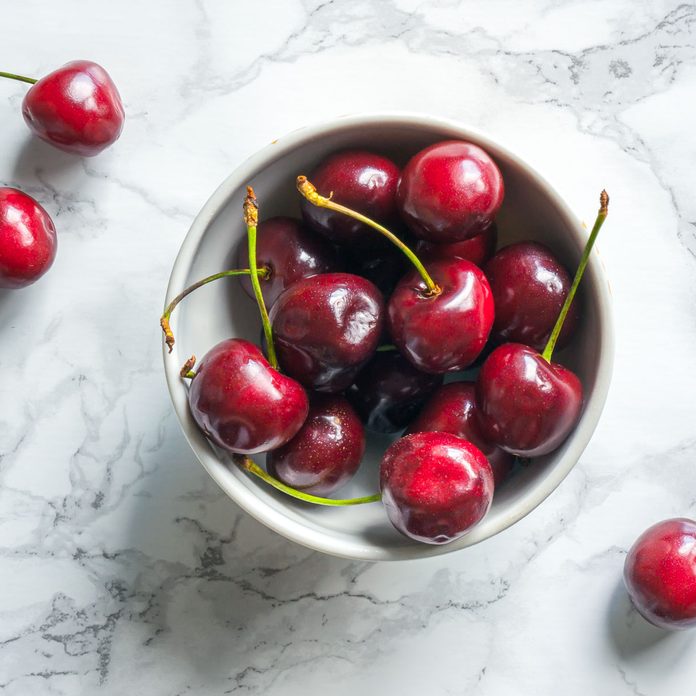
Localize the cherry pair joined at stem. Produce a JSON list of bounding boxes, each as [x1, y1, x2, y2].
[[163, 187, 378, 507]]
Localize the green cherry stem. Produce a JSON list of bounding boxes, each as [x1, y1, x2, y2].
[[0, 71, 37, 85], [296, 175, 441, 297], [236, 455, 381, 506], [244, 186, 279, 370], [160, 267, 269, 353], [542, 189, 610, 363]]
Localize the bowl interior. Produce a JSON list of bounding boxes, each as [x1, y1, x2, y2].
[[165, 116, 612, 561]]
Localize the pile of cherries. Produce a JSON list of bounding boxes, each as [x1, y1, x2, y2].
[[163, 140, 608, 546]]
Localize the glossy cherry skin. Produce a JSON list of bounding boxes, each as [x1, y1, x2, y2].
[[388, 258, 494, 374], [236, 216, 338, 308], [0, 188, 57, 289], [267, 394, 365, 496], [22, 61, 124, 156], [485, 242, 578, 351], [269, 273, 384, 393], [624, 518, 696, 630], [397, 140, 504, 243], [301, 150, 400, 246], [188, 339, 309, 455], [407, 382, 513, 487], [476, 343, 583, 457], [347, 352, 443, 434], [380, 432, 494, 545], [416, 223, 497, 268]]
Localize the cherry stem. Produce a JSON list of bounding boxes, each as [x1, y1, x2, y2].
[[235, 455, 381, 506], [376, 344, 397, 352], [296, 175, 441, 297], [180, 355, 197, 379], [160, 267, 269, 353], [244, 186, 279, 370], [542, 189, 610, 363], [0, 71, 37, 85]]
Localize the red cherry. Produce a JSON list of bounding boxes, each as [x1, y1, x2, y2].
[[624, 518, 696, 630], [387, 258, 494, 374], [301, 150, 400, 246], [0, 187, 57, 289], [236, 216, 338, 308], [188, 339, 308, 455], [476, 191, 610, 458], [267, 394, 365, 496], [416, 223, 497, 268], [476, 343, 583, 457], [485, 242, 578, 351], [407, 382, 513, 487], [21, 61, 124, 156], [269, 272, 384, 392], [380, 432, 494, 544], [397, 140, 504, 243]]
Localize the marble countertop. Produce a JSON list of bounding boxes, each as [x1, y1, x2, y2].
[[2, 1, 696, 693]]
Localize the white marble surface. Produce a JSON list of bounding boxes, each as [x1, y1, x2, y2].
[[2, 0, 696, 693]]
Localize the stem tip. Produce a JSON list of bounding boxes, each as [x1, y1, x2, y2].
[[180, 355, 197, 379], [296, 175, 330, 207], [243, 186, 258, 227], [160, 316, 175, 353]]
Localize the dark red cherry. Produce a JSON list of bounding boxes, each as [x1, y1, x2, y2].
[[266, 394, 365, 496], [407, 382, 513, 487], [269, 272, 384, 392], [236, 216, 338, 308], [397, 140, 504, 243], [380, 432, 494, 544], [624, 518, 696, 630], [21, 61, 124, 156], [476, 343, 583, 457], [388, 258, 494, 374], [0, 187, 57, 289], [485, 242, 578, 351], [188, 338, 308, 454], [416, 223, 497, 268], [347, 352, 443, 434], [300, 150, 400, 246], [345, 239, 410, 297]]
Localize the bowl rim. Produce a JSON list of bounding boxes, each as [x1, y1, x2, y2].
[[163, 111, 615, 561]]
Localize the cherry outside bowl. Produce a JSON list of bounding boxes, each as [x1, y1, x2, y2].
[[163, 113, 614, 562]]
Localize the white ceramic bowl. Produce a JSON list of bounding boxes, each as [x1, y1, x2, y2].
[[163, 113, 614, 561]]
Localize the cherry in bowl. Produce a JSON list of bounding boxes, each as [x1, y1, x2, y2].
[[380, 432, 494, 545], [236, 216, 338, 308], [267, 394, 365, 496], [397, 140, 504, 243], [301, 150, 400, 247], [269, 272, 384, 393], [485, 241, 578, 351]]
